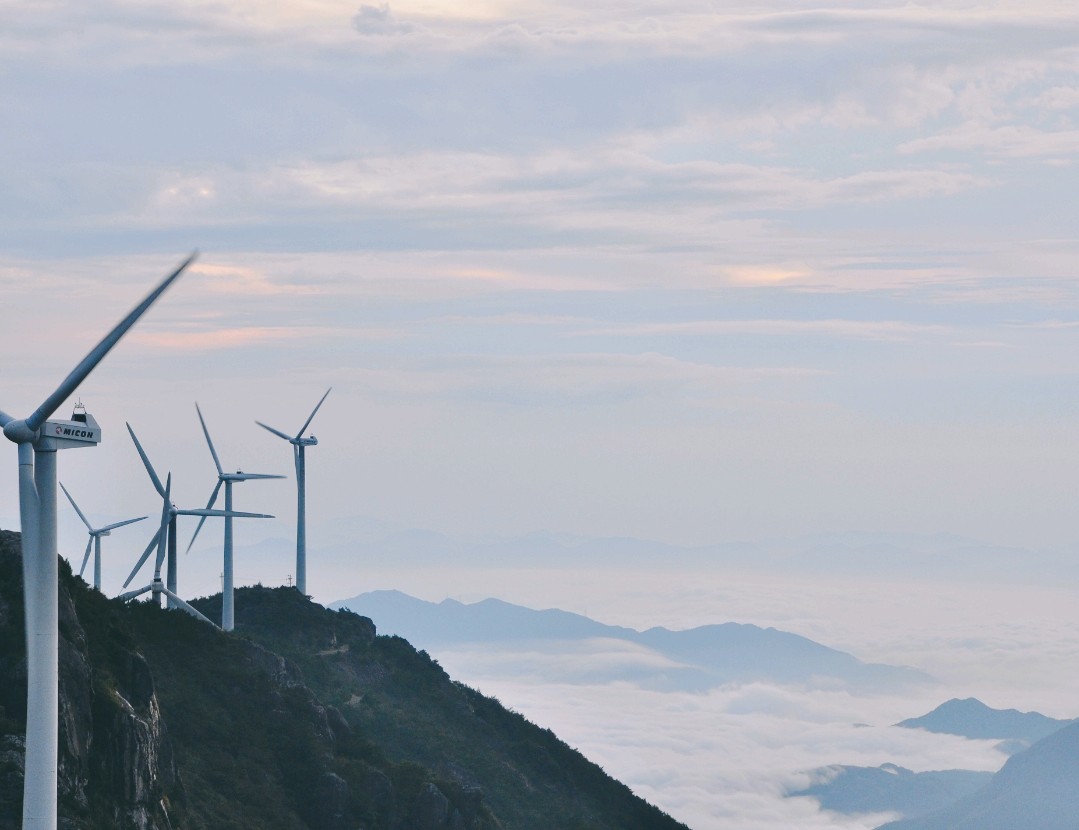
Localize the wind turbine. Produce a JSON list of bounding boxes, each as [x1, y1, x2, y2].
[[59, 480, 146, 592], [255, 387, 331, 595], [117, 473, 216, 627], [188, 403, 284, 631], [0, 253, 193, 830], [125, 422, 270, 610]]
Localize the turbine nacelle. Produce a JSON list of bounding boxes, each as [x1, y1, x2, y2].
[[38, 413, 102, 451]]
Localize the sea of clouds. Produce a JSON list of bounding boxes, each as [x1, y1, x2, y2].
[[322, 556, 1079, 830]]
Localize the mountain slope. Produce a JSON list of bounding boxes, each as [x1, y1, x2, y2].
[[0, 530, 689, 830], [787, 763, 992, 820], [876, 722, 1079, 830], [332, 590, 933, 690]]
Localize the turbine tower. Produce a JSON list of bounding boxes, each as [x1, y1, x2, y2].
[[0, 253, 193, 830], [255, 387, 331, 595], [59, 480, 146, 591], [126, 422, 270, 609], [188, 403, 283, 631], [117, 473, 217, 626]]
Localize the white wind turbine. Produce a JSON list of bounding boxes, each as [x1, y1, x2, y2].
[[255, 387, 331, 595], [187, 403, 284, 631], [117, 473, 216, 626], [59, 481, 146, 592], [0, 254, 193, 830], [125, 422, 270, 611]]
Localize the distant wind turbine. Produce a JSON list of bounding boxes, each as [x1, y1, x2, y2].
[[125, 422, 270, 610], [59, 481, 146, 591], [188, 403, 284, 630], [0, 253, 193, 830], [118, 473, 217, 626], [255, 387, 331, 595]]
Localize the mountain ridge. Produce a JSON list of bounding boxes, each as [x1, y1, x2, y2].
[[876, 721, 1079, 830], [331, 589, 934, 691]]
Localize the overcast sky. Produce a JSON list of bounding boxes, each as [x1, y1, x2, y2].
[[3, 0, 1079, 569], [6, 5, 1079, 826]]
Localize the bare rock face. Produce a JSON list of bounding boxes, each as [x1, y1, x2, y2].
[[90, 651, 178, 820], [409, 782, 452, 829], [57, 587, 93, 815], [313, 771, 351, 830], [0, 536, 180, 830]]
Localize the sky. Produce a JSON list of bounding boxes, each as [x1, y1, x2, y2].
[[4, 2, 1079, 826], [4, 0, 1079, 553]]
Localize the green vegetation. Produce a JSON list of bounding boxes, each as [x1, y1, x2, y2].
[[0, 532, 690, 830]]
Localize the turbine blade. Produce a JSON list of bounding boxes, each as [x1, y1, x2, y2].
[[124, 533, 160, 588], [126, 423, 166, 497], [296, 387, 332, 438], [179, 509, 273, 519], [293, 445, 300, 480], [231, 473, 286, 481], [195, 402, 223, 476], [160, 588, 218, 627], [256, 421, 293, 442], [118, 585, 152, 601], [25, 253, 196, 431], [204, 479, 223, 510], [185, 516, 208, 554], [59, 481, 93, 531], [0, 409, 13, 428], [184, 479, 222, 553], [153, 474, 172, 576], [99, 516, 148, 533], [79, 537, 93, 578]]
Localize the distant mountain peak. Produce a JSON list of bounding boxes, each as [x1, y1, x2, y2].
[[897, 697, 1073, 745]]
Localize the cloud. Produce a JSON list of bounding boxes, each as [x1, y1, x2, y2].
[[338, 352, 828, 407], [191, 262, 325, 297], [352, 3, 418, 36], [436, 674, 1005, 830], [899, 125, 1079, 160], [127, 325, 317, 351], [575, 319, 953, 343]]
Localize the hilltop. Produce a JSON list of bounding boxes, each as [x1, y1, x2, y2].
[[0, 529, 689, 830], [896, 698, 1073, 753]]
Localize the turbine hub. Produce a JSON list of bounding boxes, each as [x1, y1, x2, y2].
[[3, 419, 38, 444]]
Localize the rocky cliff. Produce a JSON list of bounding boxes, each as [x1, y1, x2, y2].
[[0, 529, 177, 829]]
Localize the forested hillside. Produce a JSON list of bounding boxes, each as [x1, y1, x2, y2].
[[0, 530, 688, 830]]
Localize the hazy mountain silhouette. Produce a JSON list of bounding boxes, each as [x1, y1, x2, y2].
[[876, 721, 1079, 830], [897, 698, 1073, 753], [788, 763, 992, 820], [331, 590, 933, 691]]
